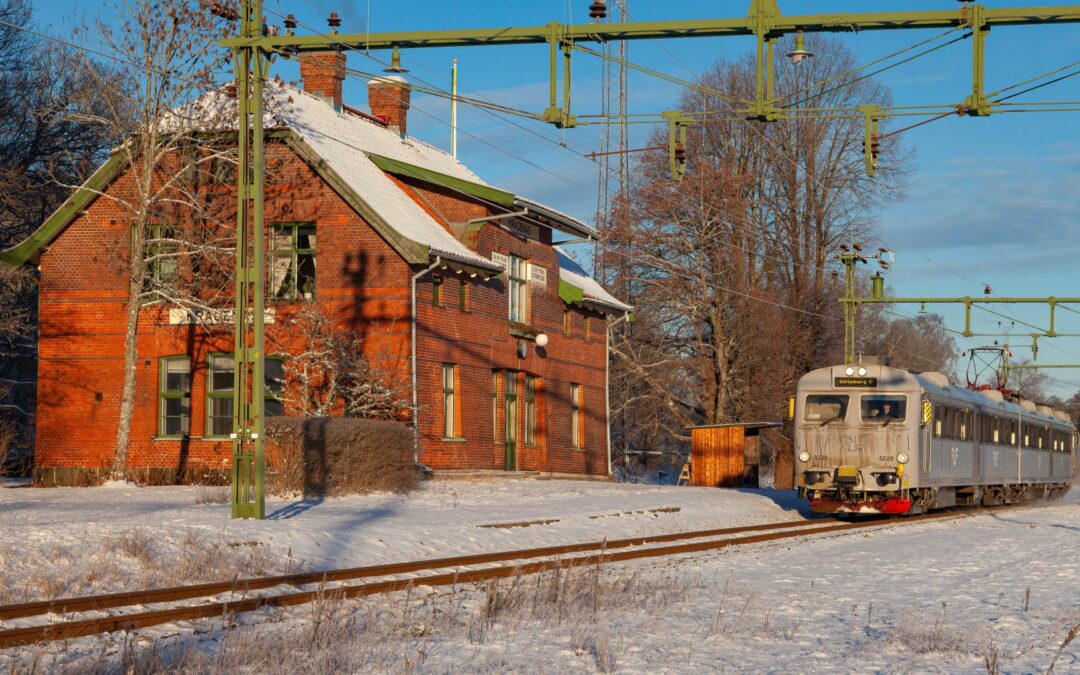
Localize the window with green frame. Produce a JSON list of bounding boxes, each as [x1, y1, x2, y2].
[[158, 356, 190, 437], [459, 279, 470, 311], [269, 223, 316, 300], [143, 223, 177, 295], [508, 255, 529, 323], [442, 363, 458, 439], [265, 357, 285, 417], [492, 370, 499, 440], [571, 383, 584, 450], [207, 353, 234, 438], [432, 274, 443, 307], [524, 375, 538, 445]]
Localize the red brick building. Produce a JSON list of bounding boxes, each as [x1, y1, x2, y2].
[[1, 53, 630, 486]]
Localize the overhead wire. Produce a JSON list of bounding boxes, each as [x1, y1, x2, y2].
[[267, 6, 842, 323]]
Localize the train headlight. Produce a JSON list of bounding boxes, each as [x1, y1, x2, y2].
[[845, 367, 855, 376], [798, 451, 811, 463], [857, 367, 867, 376], [897, 452, 909, 464]]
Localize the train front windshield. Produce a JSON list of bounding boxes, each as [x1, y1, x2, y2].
[[804, 395, 849, 423], [860, 395, 907, 422]]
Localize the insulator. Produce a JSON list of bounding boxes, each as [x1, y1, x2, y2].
[[209, 2, 238, 21], [284, 14, 298, 30], [589, 1, 608, 20], [261, 16, 269, 37], [673, 142, 686, 162], [328, 11, 342, 32]]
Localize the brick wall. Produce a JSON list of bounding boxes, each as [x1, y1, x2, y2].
[[34, 131, 613, 484]]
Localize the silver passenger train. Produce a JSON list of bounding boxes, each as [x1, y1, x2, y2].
[[794, 362, 1076, 515]]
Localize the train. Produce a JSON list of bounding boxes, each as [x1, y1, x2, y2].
[[793, 361, 1076, 515]]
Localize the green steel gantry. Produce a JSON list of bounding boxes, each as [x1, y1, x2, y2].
[[838, 249, 1080, 365], [225, 1, 1080, 517]]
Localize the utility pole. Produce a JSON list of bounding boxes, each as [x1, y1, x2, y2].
[[229, 0, 269, 519]]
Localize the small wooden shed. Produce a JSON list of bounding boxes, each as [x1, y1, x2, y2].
[[688, 422, 782, 488]]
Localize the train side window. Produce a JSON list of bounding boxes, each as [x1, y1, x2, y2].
[[933, 405, 942, 436], [992, 418, 1000, 444], [804, 395, 849, 422], [959, 410, 968, 441]]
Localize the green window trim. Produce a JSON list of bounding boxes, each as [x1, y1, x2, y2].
[[492, 370, 499, 441], [442, 363, 459, 440], [571, 383, 584, 450], [525, 375, 538, 446], [143, 223, 178, 300], [459, 279, 470, 312], [206, 352, 235, 439], [509, 255, 529, 323], [265, 356, 285, 418], [158, 355, 191, 438], [269, 222, 317, 301], [432, 274, 443, 307]]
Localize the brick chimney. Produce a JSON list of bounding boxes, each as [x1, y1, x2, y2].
[[300, 51, 346, 110], [368, 76, 411, 136]]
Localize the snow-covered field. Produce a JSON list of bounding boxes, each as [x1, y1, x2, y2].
[[1, 480, 1078, 673]]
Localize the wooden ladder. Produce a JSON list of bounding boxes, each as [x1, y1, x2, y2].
[[676, 462, 691, 486]]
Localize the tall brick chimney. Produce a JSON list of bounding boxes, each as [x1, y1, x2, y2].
[[368, 76, 412, 136], [300, 51, 346, 110]]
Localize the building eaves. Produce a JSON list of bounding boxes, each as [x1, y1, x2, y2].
[[0, 148, 130, 267]]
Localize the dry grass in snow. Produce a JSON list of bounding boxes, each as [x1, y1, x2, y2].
[[0, 527, 286, 605]]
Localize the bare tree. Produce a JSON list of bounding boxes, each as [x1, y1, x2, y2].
[[1006, 362, 1051, 402], [601, 35, 910, 454], [858, 310, 959, 374], [270, 300, 411, 421], [61, 0, 235, 479], [0, 1, 128, 470]]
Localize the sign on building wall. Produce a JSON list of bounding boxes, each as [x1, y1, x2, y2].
[[507, 218, 541, 241], [530, 265, 547, 286], [168, 307, 276, 325], [491, 252, 509, 270]]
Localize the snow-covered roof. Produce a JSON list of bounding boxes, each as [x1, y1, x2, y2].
[[277, 82, 499, 268], [171, 80, 600, 269], [6, 79, 625, 316], [556, 249, 633, 313]]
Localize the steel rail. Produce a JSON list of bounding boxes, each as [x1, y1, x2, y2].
[[0, 517, 839, 622], [0, 511, 967, 649]]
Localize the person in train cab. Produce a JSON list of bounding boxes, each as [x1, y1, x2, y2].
[[880, 402, 898, 418]]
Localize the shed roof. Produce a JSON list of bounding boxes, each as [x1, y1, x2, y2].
[[686, 422, 783, 431]]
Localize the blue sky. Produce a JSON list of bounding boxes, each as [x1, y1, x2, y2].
[[48, 1, 1080, 391]]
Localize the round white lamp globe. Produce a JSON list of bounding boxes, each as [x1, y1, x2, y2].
[[535, 333, 549, 347]]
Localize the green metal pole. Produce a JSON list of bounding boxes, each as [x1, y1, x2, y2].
[[231, 0, 266, 519], [965, 3, 992, 116]]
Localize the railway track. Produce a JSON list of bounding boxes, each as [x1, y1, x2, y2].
[[0, 508, 983, 649]]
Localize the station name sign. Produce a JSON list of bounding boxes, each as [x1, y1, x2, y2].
[[834, 377, 877, 388]]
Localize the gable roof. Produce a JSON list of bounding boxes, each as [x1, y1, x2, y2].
[[556, 249, 633, 313], [2, 81, 621, 310]]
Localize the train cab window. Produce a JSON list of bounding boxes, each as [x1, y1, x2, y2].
[[861, 395, 906, 422], [933, 405, 943, 437], [804, 395, 849, 422]]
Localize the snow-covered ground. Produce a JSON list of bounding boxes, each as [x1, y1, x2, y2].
[[1, 481, 1078, 672], [0, 480, 808, 599]]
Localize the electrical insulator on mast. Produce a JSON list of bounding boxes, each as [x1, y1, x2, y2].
[[210, 2, 239, 21], [589, 1, 608, 20]]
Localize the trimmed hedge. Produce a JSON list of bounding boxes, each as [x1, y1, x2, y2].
[[265, 417, 419, 497]]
